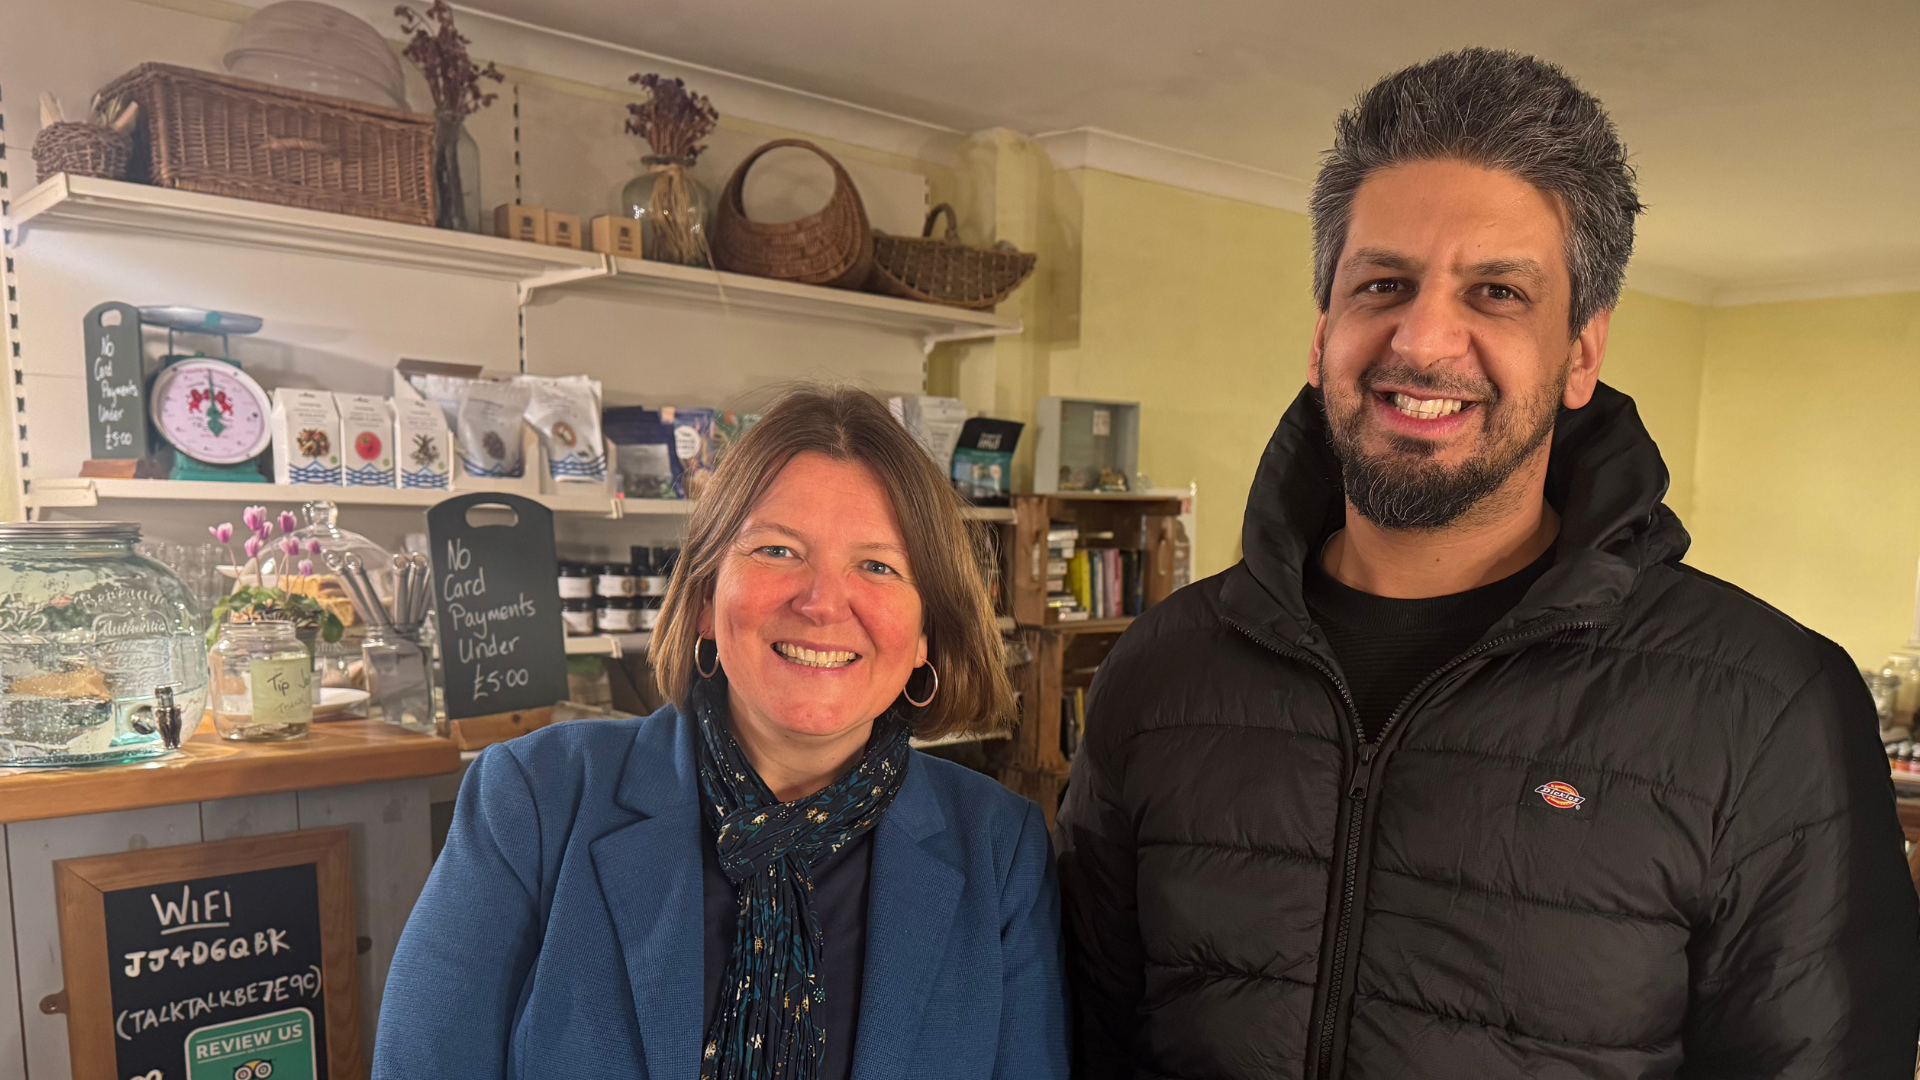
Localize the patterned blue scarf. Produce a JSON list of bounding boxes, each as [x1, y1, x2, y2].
[[691, 671, 913, 1080]]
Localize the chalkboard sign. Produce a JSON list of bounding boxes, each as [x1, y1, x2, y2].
[[427, 492, 569, 719], [84, 301, 147, 460], [54, 828, 359, 1080]]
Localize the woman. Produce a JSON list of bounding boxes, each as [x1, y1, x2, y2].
[[374, 386, 1067, 1080]]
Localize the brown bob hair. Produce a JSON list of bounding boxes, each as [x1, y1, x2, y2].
[[653, 385, 1014, 740]]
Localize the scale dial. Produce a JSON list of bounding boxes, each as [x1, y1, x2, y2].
[[149, 359, 272, 465]]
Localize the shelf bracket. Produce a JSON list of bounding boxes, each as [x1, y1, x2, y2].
[[518, 256, 616, 307], [921, 322, 1023, 356]]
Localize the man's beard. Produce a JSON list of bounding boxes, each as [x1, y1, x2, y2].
[[1324, 362, 1565, 531]]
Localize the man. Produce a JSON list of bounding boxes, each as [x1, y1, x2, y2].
[[1057, 48, 1920, 1079]]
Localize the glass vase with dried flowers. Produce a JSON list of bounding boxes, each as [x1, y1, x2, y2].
[[621, 74, 720, 266], [397, 0, 503, 233]]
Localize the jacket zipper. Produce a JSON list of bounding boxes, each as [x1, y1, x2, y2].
[[1226, 615, 1602, 1080]]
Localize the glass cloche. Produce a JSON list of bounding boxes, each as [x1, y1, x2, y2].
[[0, 522, 209, 765], [260, 501, 395, 621]]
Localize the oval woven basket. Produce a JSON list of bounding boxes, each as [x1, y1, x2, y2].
[[868, 204, 1037, 309], [32, 121, 132, 182], [711, 139, 873, 290]]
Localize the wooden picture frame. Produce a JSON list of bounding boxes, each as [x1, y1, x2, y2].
[[54, 827, 360, 1080]]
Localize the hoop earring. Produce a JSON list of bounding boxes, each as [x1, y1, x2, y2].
[[904, 663, 939, 708], [695, 637, 721, 679]]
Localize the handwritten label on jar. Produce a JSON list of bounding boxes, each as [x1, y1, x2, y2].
[[248, 658, 313, 725]]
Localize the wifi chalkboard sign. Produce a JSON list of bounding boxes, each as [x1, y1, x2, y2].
[[54, 829, 360, 1080], [426, 492, 569, 720]]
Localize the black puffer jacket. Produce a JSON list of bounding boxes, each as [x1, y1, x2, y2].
[[1057, 384, 1919, 1079]]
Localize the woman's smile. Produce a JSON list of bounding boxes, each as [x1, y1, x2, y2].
[[771, 641, 861, 669]]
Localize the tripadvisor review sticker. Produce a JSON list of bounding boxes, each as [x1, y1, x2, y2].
[[185, 1006, 316, 1080]]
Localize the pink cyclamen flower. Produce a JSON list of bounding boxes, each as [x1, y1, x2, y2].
[[307, 539, 323, 556], [209, 523, 234, 544], [298, 559, 314, 576], [279, 537, 299, 559], [242, 506, 267, 534], [243, 536, 263, 560], [278, 511, 298, 534]]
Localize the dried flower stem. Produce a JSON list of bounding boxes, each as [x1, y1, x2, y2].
[[396, 0, 503, 118], [624, 73, 719, 162]]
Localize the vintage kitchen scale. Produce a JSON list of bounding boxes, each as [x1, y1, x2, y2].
[[82, 305, 273, 482], [143, 307, 272, 482]]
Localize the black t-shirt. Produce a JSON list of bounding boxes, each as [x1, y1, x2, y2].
[[1305, 545, 1554, 742], [701, 827, 873, 1080]]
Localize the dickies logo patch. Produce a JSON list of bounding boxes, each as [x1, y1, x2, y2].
[[1533, 780, 1586, 810], [1521, 767, 1597, 819]]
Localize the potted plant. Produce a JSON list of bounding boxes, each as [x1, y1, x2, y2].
[[204, 507, 345, 652], [621, 73, 720, 266], [397, 0, 503, 233]]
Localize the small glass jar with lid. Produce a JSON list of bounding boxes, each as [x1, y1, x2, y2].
[[208, 620, 313, 740], [0, 521, 209, 765]]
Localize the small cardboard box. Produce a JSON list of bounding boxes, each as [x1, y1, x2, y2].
[[270, 388, 343, 485], [546, 211, 583, 250], [589, 215, 641, 257], [493, 203, 546, 244], [334, 393, 396, 486]]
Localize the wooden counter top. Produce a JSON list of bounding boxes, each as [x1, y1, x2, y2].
[[0, 720, 462, 824]]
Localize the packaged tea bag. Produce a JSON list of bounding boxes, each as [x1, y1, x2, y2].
[[393, 394, 451, 489], [603, 406, 676, 499], [334, 393, 396, 486], [455, 379, 532, 478], [663, 406, 716, 499], [515, 374, 606, 483], [270, 389, 342, 485]]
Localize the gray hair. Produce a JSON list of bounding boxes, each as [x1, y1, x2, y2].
[[1309, 48, 1644, 335]]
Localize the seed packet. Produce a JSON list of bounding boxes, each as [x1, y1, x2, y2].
[[712, 411, 762, 469], [393, 393, 451, 489], [951, 417, 1024, 505], [602, 406, 676, 499], [515, 374, 606, 483], [333, 393, 395, 486], [663, 406, 716, 499], [270, 388, 342, 485], [455, 379, 532, 479], [889, 395, 967, 473]]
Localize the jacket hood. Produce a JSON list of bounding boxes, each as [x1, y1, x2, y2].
[[1223, 381, 1690, 645]]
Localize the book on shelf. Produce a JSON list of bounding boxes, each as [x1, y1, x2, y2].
[[1060, 686, 1087, 760]]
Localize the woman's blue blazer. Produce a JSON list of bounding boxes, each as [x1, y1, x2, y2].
[[373, 704, 1069, 1079]]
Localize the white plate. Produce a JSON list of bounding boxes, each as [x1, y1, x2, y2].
[[315, 687, 370, 720]]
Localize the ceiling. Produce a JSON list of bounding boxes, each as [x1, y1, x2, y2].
[[464, 0, 1920, 297]]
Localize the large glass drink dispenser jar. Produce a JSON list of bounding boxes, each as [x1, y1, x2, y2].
[[0, 522, 209, 765]]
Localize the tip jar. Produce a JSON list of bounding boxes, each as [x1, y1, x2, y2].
[[0, 522, 209, 765], [209, 619, 313, 740]]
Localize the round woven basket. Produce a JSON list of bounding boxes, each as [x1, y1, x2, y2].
[[32, 121, 132, 182], [711, 139, 873, 290], [868, 204, 1038, 309]]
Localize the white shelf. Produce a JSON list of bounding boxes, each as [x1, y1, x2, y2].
[[21, 477, 693, 518], [564, 632, 653, 657], [24, 478, 1018, 524], [12, 175, 1022, 345]]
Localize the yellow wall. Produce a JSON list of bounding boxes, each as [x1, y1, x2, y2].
[[1598, 290, 1707, 521], [1688, 291, 1920, 664], [1047, 168, 1318, 577]]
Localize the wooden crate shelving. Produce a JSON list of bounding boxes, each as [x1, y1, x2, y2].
[[987, 493, 1187, 827]]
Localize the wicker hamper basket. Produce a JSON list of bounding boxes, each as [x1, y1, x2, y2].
[[867, 204, 1037, 309], [97, 62, 434, 226]]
